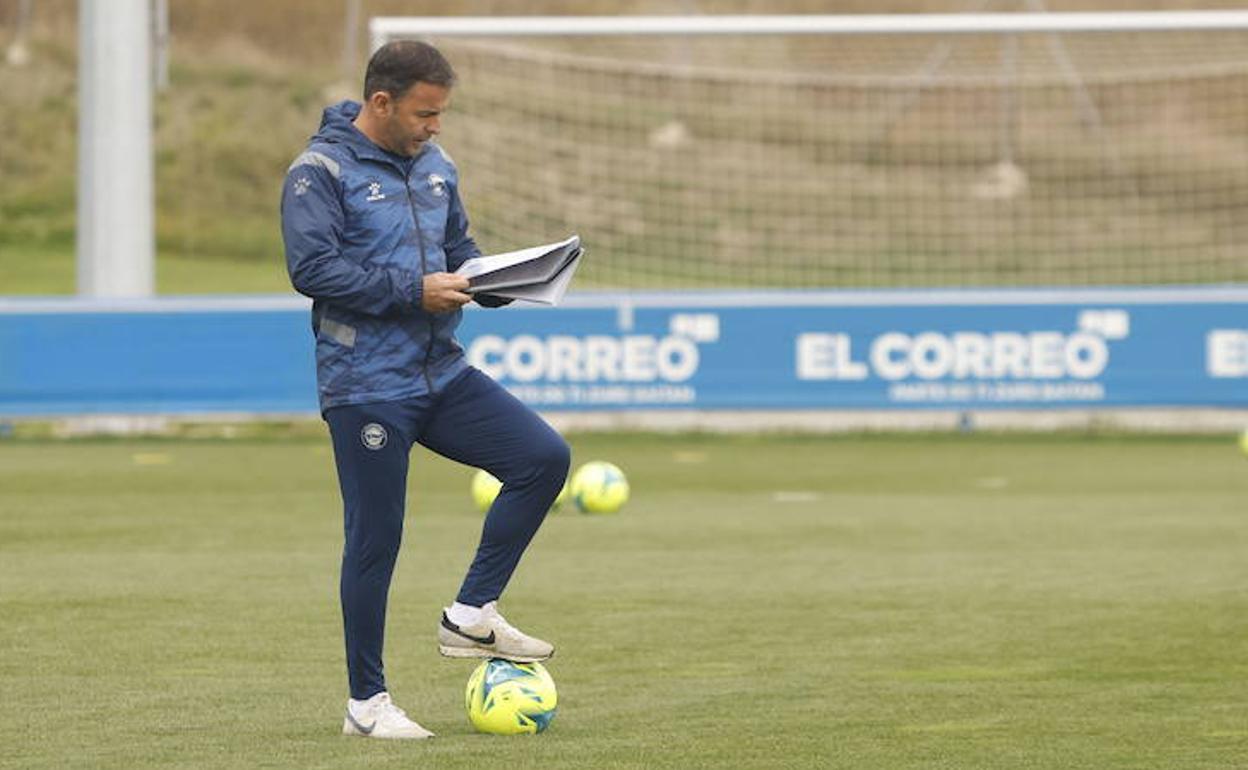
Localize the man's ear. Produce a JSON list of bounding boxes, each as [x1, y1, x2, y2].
[[365, 90, 392, 116]]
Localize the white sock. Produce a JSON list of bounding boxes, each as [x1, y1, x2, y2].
[[447, 602, 483, 627], [350, 691, 387, 708]]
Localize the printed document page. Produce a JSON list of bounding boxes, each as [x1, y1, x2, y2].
[[455, 235, 579, 282], [485, 249, 582, 305]]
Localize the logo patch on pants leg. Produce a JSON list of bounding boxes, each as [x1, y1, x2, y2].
[[361, 423, 388, 450]]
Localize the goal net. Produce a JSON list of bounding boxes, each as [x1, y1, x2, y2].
[[374, 14, 1248, 290]]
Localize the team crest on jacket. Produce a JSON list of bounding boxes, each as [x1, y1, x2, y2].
[[427, 173, 446, 197], [361, 423, 388, 450], [365, 179, 386, 202]]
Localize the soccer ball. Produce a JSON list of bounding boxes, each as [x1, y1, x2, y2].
[[570, 461, 630, 514], [465, 658, 558, 735], [551, 480, 569, 512], [472, 471, 570, 514], [471, 469, 503, 513], [1239, 429, 1248, 456]]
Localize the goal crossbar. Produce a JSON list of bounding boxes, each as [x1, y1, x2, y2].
[[372, 11, 1248, 49]]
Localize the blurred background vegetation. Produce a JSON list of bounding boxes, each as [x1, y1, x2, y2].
[[0, 0, 1244, 293]]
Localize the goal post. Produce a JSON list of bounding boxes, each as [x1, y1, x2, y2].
[[371, 12, 1248, 290]]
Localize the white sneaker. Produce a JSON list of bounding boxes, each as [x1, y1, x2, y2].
[[342, 692, 434, 740], [438, 601, 554, 662]]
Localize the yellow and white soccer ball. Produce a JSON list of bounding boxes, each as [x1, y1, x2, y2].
[[552, 480, 569, 512], [471, 470, 570, 514], [1239, 429, 1248, 457], [471, 469, 503, 513], [570, 461, 630, 514], [465, 658, 558, 735]]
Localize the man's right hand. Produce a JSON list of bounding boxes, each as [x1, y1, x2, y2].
[[421, 272, 472, 313]]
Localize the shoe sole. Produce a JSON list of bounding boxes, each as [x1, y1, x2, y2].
[[342, 721, 434, 740], [438, 644, 553, 663]]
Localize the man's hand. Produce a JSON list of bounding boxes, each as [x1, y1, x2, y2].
[[421, 272, 472, 313]]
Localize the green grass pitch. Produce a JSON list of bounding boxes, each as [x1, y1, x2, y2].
[[1, 432, 1245, 769]]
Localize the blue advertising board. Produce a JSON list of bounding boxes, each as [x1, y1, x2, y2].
[[0, 288, 1245, 416]]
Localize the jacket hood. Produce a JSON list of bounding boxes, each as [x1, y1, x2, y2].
[[313, 100, 412, 166], [314, 100, 364, 144]]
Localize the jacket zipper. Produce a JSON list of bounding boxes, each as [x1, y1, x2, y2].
[[404, 166, 436, 393]]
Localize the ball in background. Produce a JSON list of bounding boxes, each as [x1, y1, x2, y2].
[[465, 658, 558, 735], [472, 471, 570, 514], [471, 469, 503, 513], [551, 480, 569, 512], [570, 460, 630, 514], [1239, 429, 1248, 456]]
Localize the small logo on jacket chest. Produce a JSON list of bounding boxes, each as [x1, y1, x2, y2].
[[427, 173, 446, 197], [365, 179, 386, 202]]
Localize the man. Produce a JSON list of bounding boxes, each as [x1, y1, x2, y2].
[[280, 40, 570, 740]]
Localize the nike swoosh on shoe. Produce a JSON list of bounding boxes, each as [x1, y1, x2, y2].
[[441, 614, 496, 645], [345, 709, 376, 735]]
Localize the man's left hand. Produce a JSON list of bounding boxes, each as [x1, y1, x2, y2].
[[421, 273, 472, 313]]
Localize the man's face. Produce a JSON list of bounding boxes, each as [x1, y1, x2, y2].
[[378, 82, 450, 157]]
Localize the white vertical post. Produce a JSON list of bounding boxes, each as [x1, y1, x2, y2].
[[78, 0, 154, 298], [153, 0, 170, 92], [5, 0, 34, 66], [342, 0, 361, 84]]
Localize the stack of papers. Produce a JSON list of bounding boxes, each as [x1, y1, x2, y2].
[[455, 235, 583, 306]]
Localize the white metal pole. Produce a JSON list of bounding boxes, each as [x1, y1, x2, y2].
[[78, 0, 154, 298]]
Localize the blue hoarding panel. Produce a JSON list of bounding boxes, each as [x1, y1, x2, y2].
[[459, 294, 1247, 410], [0, 300, 318, 415], [0, 289, 1245, 415]]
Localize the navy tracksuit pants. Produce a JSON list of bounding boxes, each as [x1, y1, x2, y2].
[[324, 367, 570, 700]]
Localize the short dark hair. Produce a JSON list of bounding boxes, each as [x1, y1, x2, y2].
[[362, 40, 456, 101]]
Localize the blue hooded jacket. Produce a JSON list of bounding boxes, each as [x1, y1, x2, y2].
[[281, 101, 493, 412]]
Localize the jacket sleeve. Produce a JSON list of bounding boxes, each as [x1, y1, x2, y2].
[[281, 162, 423, 316], [443, 179, 512, 308], [443, 180, 479, 273]]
